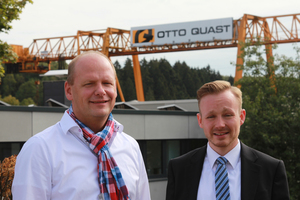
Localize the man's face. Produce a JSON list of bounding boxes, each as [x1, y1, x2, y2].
[[65, 53, 117, 129], [197, 90, 246, 155]]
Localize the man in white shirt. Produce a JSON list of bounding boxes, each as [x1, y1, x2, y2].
[[12, 51, 151, 200], [166, 80, 290, 200]]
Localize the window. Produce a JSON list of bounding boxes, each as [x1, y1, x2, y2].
[[137, 139, 207, 179], [165, 140, 180, 175], [0, 142, 24, 161], [146, 141, 162, 176], [0, 140, 208, 179]]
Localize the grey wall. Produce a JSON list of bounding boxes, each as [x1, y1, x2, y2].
[[0, 107, 204, 200], [0, 107, 205, 141], [149, 180, 167, 200]]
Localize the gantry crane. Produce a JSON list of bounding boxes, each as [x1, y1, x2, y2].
[[4, 13, 300, 102]]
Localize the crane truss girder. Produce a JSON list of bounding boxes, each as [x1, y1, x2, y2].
[[242, 14, 300, 43], [3, 13, 300, 102], [9, 13, 299, 64]]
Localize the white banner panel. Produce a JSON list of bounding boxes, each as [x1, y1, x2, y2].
[[131, 18, 233, 47]]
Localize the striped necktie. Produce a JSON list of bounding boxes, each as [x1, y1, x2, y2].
[[215, 157, 230, 200]]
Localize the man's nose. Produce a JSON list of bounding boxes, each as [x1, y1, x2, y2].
[[215, 116, 225, 128], [95, 84, 105, 96]]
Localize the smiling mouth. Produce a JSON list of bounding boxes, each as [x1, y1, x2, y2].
[[214, 132, 228, 136], [90, 100, 109, 103]]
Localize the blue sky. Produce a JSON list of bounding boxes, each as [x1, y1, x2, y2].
[[1, 0, 299, 76]]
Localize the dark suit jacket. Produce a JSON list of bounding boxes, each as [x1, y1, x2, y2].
[[166, 142, 290, 200]]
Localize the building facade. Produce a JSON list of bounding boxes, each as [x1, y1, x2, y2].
[[0, 105, 206, 200]]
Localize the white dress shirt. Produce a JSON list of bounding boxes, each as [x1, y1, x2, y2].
[[197, 140, 241, 200], [12, 111, 151, 200]]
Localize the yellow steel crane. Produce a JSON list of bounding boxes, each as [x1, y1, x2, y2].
[[4, 13, 300, 102]]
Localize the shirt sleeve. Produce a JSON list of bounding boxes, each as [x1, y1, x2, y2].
[[136, 144, 151, 200], [12, 136, 52, 200]]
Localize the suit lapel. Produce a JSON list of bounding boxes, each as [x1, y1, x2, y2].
[[183, 143, 262, 199], [241, 143, 261, 200], [185, 146, 207, 200]]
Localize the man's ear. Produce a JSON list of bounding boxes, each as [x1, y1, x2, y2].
[[65, 81, 73, 101], [240, 109, 246, 125], [197, 113, 203, 128], [114, 83, 118, 99]]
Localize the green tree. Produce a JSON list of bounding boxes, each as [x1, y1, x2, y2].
[[123, 77, 136, 100], [140, 58, 154, 101], [145, 87, 155, 100], [114, 60, 121, 70], [15, 80, 37, 103], [20, 97, 35, 106], [50, 61, 68, 70], [147, 59, 167, 100], [113, 57, 225, 101], [0, 0, 33, 81], [223, 75, 234, 85], [114, 60, 122, 102], [121, 58, 136, 101], [236, 41, 300, 200], [0, 41, 17, 82], [1, 74, 16, 96], [1, 95, 19, 105], [14, 73, 25, 85], [173, 61, 190, 99]]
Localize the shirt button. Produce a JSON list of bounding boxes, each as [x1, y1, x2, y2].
[[78, 129, 81, 132]]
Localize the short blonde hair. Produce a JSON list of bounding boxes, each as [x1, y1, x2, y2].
[[197, 80, 242, 111], [67, 51, 116, 85]]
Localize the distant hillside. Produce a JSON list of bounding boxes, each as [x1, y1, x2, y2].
[[114, 57, 233, 101], [0, 59, 234, 105]]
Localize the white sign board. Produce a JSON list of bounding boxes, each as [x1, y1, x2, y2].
[[131, 18, 233, 47]]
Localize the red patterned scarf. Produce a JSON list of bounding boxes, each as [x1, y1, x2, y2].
[[67, 105, 130, 200]]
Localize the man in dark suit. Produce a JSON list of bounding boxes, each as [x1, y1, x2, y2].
[[166, 80, 290, 200]]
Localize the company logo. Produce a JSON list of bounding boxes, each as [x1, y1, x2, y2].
[[132, 29, 155, 44]]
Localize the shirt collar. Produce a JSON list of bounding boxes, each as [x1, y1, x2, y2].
[[60, 110, 78, 135], [60, 110, 124, 135], [207, 140, 241, 169], [60, 111, 124, 149], [113, 119, 124, 133]]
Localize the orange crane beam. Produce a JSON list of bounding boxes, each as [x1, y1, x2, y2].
[[4, 13, 300, 101], [8, 13, 300, 63]]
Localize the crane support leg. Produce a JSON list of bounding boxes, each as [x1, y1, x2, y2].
[[235, 44, 244, 86], [263, 20, 276, 89], [107, 56, 125, 102], [132, 55, 145, 101], [265, 43, 276, 89], [116, 76, 125, 102], [234, 14, 247, 86]]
